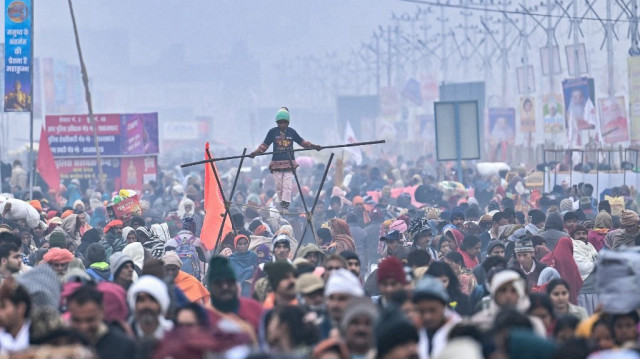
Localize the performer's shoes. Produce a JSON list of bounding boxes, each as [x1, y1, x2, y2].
[[280, 201, 290, 215]]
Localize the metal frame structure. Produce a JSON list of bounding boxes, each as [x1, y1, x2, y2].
[[181, 140, 385, 254]]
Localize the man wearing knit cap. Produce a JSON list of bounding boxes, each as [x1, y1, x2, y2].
[[263, 261, 297, 309], [339, 297, 378, 358], [324, 268, 364, 335], [510, 238, 547, 289], [249, 107, 321, 212], [205, 256, 263, 337], [271, 233, 292, 262], [374, 256, 407, 309], [163, 251, 209, 304], [42, 248, 74, 280], [413, 275, 461, 358], [109, 252, 135, 290], [127, 275, 174, 339], [605, 209, 640, 249]]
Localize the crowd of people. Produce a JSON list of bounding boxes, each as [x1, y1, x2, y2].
[[1, 152, 640, 359]]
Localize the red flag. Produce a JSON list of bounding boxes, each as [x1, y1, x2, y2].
[[201, 143, 232, 250], [36, 126, 60, 193]]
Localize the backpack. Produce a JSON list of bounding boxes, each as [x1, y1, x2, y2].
[[174, 233, 201, 280]]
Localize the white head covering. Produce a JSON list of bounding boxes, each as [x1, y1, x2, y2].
[[127, 275, 170, 315], [122, 226, 135, 241], [123, 242, 145, 271], [324, 268, 364, 297]]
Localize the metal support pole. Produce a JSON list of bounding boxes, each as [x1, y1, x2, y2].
[[28, 0, 34, 200], [285, 150, 318, 246], [294, 153, 334, 257], [455, 104, 463, 183]]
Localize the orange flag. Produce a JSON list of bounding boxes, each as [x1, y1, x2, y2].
[[201, 143, 232, 250]]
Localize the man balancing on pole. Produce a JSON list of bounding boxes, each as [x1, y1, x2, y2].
[[250, 107, 321, 213]]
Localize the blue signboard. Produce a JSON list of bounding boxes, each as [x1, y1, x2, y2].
[[4, 0, 32, 112]]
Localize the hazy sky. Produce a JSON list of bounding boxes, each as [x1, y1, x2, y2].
[[34, 1, 413, 67]]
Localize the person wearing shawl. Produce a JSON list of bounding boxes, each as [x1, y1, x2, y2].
[[471, 270, 547, 336], [163, 251, 210, 304], [76, 228, 101, 266], [145, 223, 169, 259], [89, 206, 107, 228], [570, 225, 600, 315], [255, 244, 272, 265], [537, 212, 569, 251], [604, 209, 640, 249], [443, 227, 464, 252], [327, 218, 356, 253], [121, 226, 136, 244], [60, 214, 82, 247], [122, 242, 146, 276], [540, 237, 583, 305], [229, 234, 258, 297], [100, 219, 125, 259], [588, 210, 612, 251]]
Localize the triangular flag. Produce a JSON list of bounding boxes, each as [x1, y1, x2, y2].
[[344, 120, 362, 165], [36, 126, 60, 193], [201, 143, 232, 250]]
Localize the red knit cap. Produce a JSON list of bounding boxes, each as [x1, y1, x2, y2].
[[377, 256, 407, 285]]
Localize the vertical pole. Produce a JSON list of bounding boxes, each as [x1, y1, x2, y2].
[[68, 0, 105, 192], [572, 0, 580, 79], [455, 103, 463, 183], [440, 6, 448, 82], [606, 0, 615, 97], [501, 1, 508, 106], [463, 0, 469, 79], [547, 0, 556, 92], [631, 0, 640, 55], [387, 25, 392, 87], [376, 33, 381, 94], [28, 0, 34, 200]]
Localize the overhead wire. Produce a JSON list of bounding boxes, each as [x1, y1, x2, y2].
[[399, 0, 636, 23]]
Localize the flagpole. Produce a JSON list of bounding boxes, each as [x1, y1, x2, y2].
[[28, 0, 34, 200]]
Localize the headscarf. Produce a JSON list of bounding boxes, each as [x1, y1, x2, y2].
[[329, 218, 356, 253], [149, 223, 170, 243], [620, 209, 639, 227], [61, 214, 79, 238], [255, 244, 272, 264], [447, 229, 464, 248], [121, 226, 135, 242], [544, 212, 564, 231], [123, 242, 145, 271], [104, 219, 123, 234], [89, 206, 107, 228], [540, 237, 582, 304], [177, 197, 196, 219], [43, 248, 74, 264]]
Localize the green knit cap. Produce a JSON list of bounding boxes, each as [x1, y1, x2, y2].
[[49, 231, 67, 249], [207, 256, 237, 283], [275, 107, 290, 123]]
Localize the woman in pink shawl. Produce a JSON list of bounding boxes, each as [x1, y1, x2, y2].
[[328, 218, 356, 253], [540, 237, 583, 304]]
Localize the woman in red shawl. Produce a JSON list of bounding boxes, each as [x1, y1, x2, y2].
[[327, 218, 356, 253], [540, 237, 583, 305]]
